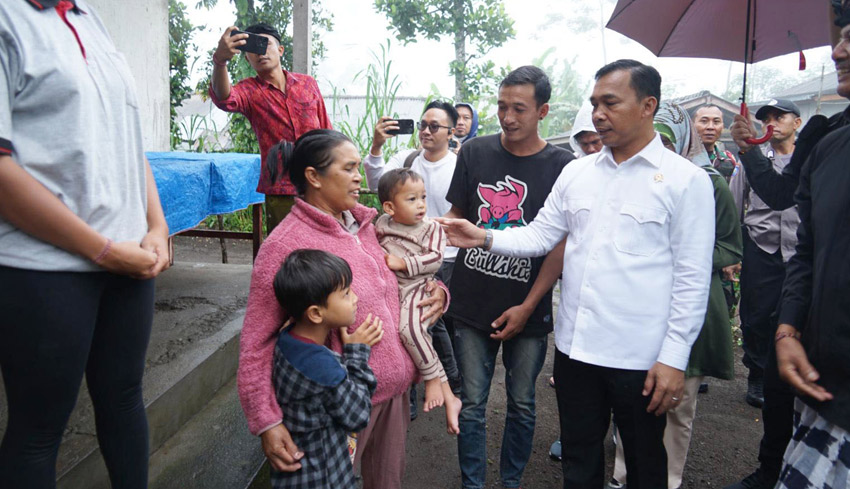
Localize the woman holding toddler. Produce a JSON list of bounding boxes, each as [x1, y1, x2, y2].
[[237, 129, 448, 489]]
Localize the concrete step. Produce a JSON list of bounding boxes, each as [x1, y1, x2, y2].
[[246, 461, 272, 489], [148, 376, 267, 489], [0, 262, 254, 489]]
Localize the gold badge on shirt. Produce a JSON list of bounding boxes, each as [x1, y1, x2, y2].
[[654, 173, 664, 183]]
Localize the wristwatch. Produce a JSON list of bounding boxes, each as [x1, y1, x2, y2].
[[481, 229, 493, 250]]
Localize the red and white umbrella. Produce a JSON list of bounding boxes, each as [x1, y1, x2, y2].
[[607, 0, 832, 143]]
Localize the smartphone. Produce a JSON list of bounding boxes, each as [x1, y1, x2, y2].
[[449, 138, 459, 150], [230, 30, 269, 55], [387, 119, 414, 135]]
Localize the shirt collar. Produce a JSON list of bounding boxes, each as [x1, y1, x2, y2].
[[256, 68, 294, 90], [25, 0, 83, 12], [595, 133, 665, 169], [339, 210, 359, 233]]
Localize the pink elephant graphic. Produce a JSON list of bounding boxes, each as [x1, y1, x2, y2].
[[477, 176, 528, 229]]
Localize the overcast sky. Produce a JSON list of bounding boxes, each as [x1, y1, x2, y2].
[[189, 0, 834, 102]]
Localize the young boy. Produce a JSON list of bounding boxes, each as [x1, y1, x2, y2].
[[270, 249, 383, 489], [375, 168, 462, 435]]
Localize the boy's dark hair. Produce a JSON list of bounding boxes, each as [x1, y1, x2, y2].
[[273, 249, 353, 320], [377, 168, 423, 203], [595, 59, 662, 115], [500, 66, 551, 107], [423, 100, 459, 127], [266, 129, 353, 195], [244, 23, 282, 44]]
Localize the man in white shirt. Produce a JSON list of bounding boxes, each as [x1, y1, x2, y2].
[[438, 59, 715, 489], [365, 100, 461, 400]]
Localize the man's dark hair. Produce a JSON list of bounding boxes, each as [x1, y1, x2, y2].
[[500, 66, 552, 107], [266, 129, 352, 195], [244, 23, 282, 44], [694, 104, 723, 118], [377, 168, 424, 203], [595, 59, 662, 115], [273, 249, 353, 320], [423, 100, 459, 127]]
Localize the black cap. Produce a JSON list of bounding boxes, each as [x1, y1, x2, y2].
[[755, 99, 801, 121], [244, 23, 281, 44]]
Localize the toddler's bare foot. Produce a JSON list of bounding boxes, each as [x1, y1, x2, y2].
[[444, 391, 462, 435], [423, 378, 444, 413]]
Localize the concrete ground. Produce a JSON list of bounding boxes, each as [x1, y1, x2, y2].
[[402, 341, 763, 489]]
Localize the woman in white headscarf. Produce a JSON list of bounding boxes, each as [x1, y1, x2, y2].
[[609, 102, 743, 489]]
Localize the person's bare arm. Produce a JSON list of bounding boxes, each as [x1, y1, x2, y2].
[[490, 239, 565, 341], [140, 157, 170, 277], [0, 155, 157, 276], [775, 323, 833, 402], [211, 26, 247, 101]]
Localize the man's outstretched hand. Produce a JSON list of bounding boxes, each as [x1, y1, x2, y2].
[[434, 217, 487, 249]]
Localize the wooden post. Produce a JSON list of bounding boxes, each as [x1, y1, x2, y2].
[[292, 0, 312, 75], [252, 203, 264, 261]]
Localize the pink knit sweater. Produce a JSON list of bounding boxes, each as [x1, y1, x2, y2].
[[237, 199, 418, 435]]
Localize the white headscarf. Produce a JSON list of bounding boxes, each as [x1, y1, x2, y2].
[[569, 102, 597, 157]]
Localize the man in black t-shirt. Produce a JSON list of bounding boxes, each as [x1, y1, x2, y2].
[[444, 66, 574, 489]]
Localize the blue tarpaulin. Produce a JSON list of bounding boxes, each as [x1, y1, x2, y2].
[[147, 152, 263, 235]]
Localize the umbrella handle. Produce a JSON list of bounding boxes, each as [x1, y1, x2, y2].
[[740, 102, 774, 145]]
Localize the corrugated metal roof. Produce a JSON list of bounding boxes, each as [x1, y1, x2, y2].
[[773, 71, 838, 100]]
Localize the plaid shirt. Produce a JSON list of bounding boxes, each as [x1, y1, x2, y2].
[[271, 332, 376, 489]]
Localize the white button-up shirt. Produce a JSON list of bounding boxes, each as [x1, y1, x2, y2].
[[491, 135, 715, 371]]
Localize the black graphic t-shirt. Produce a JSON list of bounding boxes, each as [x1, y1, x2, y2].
[[446, 134, 574, 337]]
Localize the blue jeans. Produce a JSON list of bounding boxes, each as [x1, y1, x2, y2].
[[454, 322, 548, 489]]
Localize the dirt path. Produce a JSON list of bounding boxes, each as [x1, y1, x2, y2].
[[401, 341, 762, 489], [175, 236, 766, 489]]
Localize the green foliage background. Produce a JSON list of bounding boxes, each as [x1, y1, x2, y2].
[[169, 0, 202, 149], [374, 0, 515, 102]]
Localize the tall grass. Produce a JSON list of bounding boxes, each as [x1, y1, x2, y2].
[[331, 40, 421, 210]]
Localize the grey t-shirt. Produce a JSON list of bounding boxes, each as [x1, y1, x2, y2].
[[0, 0, 149, 271]]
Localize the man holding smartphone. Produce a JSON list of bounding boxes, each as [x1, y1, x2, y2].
[[210, 23, 332, 233]]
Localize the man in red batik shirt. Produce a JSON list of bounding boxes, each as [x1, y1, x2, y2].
[[210, 23, 333, 233]]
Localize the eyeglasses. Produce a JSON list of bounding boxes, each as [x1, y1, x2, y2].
[[418, 121, 452, 133]]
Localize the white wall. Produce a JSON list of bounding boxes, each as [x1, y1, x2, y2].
[[88, 0, 170, 151]]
